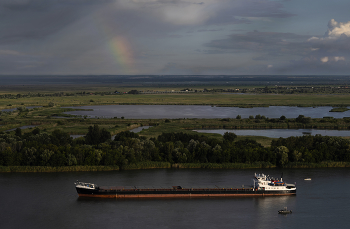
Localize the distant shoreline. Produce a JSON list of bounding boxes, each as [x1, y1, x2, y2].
[[1, 161, 350, 172], [1, 75, 350, 86]]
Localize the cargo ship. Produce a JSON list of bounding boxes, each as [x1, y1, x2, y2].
[[75, 173, 296, 198]]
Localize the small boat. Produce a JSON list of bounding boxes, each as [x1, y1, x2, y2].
[[278, 207, 292, 214], [304, 178, 311, 181]]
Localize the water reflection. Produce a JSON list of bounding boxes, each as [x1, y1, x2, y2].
[[71, 135, 84, 139], [195, 129, 350, 138], [5, 125, 38, 132], [63, 105, 350, 119], [1, 106, 41, 112], [2, 169, 348, 229], [130, 126, 152, 133], [70, 126, 152, 139], [255, 196, 296, 229]]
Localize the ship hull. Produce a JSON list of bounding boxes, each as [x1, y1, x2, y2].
[[76, 187, 296, 198]]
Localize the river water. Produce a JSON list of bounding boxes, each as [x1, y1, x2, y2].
[[63, 105, 350, 119], [1, 168, 349, 229], [195, 129, 350, 138]]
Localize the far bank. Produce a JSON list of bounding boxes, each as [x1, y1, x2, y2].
[[1, 161, 350, 172]]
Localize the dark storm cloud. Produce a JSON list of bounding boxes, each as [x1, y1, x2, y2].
[[282, 20, 350, 74], [115, 0, 294, 27], [276, 57, 350, 75], [202, 18, 350, 74], [205, 31, 310, 57], [281, 37, 350, 74], [231, 0, 295, 18], [0, 0, 110, 43], [205, 0, 294, 25], [205, 16, 251, 26], [197, 29, 223, 32], [160, 61, 245, 74], [205, 26, 350, 59], [308, 35, 350, 53], [3, 0, 346, 75], [0, 0, 296, 44]]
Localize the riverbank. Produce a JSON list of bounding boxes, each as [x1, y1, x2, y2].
[[2, 161, 350, 172]]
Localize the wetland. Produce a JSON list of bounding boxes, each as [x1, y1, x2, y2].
[[2, 75, 350, 171]]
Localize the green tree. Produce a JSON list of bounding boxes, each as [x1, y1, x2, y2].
[[23, 147, 38, 166], [209, 144, 222, 163], [51, 129, 72, 146], [85, 125, 100, 145], [292, 150, 302, 162], [223, 132, 237, 142], [67, 154, 77, 166], [32, 128, 40, 135], [275, 146, 289, 167], [15, 128, 22, 137], [39, 149, 54, 166], [85, 125, 111, 145]]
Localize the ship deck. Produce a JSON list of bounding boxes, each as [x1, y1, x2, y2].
[[98, 185, 252, 192]]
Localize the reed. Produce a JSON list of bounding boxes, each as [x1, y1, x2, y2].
[[2, 160, 350, 172], [122, 162, 171, 170], [172, 162, 275, 169], [0, 166, 119, 172], [283, 161, 350, 168]]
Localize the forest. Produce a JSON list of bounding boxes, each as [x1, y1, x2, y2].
[[1, 125, 349, 169]]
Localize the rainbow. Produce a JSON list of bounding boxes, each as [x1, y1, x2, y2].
[[108, 36, 134, 74], [93, 9, 135, 74]]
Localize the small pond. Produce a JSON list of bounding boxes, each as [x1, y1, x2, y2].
[[5, 125, 38, 132], [63, 105, 350, 119], [70, 126, 152, 139]]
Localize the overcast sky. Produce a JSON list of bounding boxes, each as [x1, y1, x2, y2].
[[1, 0, 350, 75]]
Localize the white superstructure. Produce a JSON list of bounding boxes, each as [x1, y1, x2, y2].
[[253, 173, 296, 191], [75, 181, 97, 190]]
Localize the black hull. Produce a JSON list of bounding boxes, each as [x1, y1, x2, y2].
[[76, 187, 296, 198]]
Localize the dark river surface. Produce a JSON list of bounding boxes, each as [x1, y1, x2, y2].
[[1, 168, 349, 229], [64, 105, 350, 119]]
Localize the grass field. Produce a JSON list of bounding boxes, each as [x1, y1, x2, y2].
[[1, 93, 350, 110], [2, 81, 350, 110], [1, 85, 350, 148]]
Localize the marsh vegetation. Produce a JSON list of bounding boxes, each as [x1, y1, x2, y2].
[[1, 82, 350, 171]]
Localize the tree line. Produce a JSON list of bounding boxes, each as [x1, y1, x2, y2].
[[1, 125, 350, 168]]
